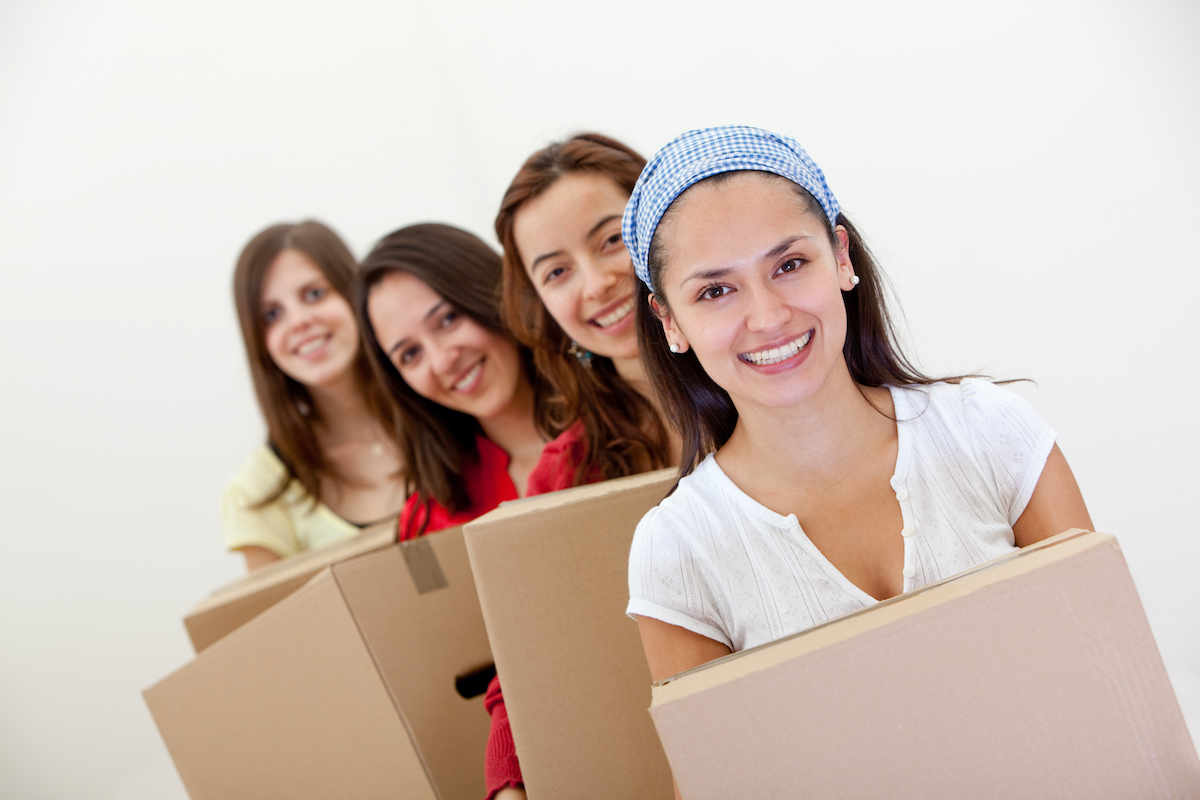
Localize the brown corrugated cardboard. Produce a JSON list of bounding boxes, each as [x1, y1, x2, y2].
[[184, 522, 395, 652], [145, 525, 493, 800], [650, 530, 1200, 799], [463, 469, 677, 800]]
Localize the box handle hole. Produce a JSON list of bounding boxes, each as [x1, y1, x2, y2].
[[455, 663, 497, 699]]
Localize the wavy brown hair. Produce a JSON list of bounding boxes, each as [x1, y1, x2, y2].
[[356, 223, 558, 516], [233, 220, 398, 506], [495, 133, 671, 485], [639, 171, 974, 482]]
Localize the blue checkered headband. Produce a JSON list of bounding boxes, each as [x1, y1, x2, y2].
[[622, 126, 841, 291]]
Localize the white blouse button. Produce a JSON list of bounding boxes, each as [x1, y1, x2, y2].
[[903, 566, 915, 579], [895, 487, 910, 502], [901, 526, 915, 538]]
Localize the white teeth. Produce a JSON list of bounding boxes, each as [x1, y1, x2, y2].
[[594, 297, 635, 328], [740, 332, 812, 366], [296, 336, 327, 356], [453, 362, 483, 391]]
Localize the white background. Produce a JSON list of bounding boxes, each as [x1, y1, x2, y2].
[[1, 1, 1197, 796]]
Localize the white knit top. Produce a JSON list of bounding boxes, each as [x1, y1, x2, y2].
[[626, 379, 1057, 652]]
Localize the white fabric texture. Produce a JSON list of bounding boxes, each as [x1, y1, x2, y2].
[[626, 379, 1057, 652]]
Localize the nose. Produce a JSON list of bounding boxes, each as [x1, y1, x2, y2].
[[581, 256, 621, 301], [284, 302, 314, 333], [744, 283, 791, 332], [426, 337, 460, 378]]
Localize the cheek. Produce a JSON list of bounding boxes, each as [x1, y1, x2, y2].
[[263, 328, 287, 363], [399, 365, 436, 400], [543, 290, 583, 333]]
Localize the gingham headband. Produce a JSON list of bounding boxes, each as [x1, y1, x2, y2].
[[622, 126, 841, 291]]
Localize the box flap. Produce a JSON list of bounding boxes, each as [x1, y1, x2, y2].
[[184, 523, 394, 652], [333, 525, 493, 800]]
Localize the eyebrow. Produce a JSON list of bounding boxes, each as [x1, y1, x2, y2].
[[528, 214, 623, 272], [676, 234, 817, 289], [387, 300, 447, 356]]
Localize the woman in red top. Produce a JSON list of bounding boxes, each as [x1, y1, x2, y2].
[[476, 134, 680, 799], [356, 223, 573, 543]]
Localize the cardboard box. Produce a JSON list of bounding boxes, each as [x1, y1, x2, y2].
[[185, 522, 395, 652], [145, 525, 494, 800], [649, 530, 1200, 799], [463, 469, 677, 799]]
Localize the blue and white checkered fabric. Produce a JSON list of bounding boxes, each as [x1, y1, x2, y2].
[[622, 126, 840, 291]]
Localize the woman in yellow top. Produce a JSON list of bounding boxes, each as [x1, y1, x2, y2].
[[223, 220, 406, 571]]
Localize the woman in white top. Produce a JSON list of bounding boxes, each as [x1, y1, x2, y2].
[[623, 127, 1093, 685], [224, 221, 406, 571]]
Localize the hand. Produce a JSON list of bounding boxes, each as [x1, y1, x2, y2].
[[495, 787, 527, 800]]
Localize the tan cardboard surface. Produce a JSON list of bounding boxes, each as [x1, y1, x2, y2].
[[336, 533, 493, 800], [146, 525, 491, 800], [650, 531, 1200, 799], [146, 568, 434, 800], [464, 469, 677, 800], [184, 522, 395, 652]]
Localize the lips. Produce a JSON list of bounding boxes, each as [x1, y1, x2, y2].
[[590, 296, 635, 329], [451, 359, 484, 392], [294, 334, 330, 357], [738, 331, 812, 366]]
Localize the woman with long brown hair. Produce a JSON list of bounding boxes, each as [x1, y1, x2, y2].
[[224, 220, 406, 572], [497, 132, 676, 485], [357, 222, 578, 543], [623, 126, 1092, 727], [478, 133, 679, 800]]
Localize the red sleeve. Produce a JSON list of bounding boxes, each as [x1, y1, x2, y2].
[[483, 674, 522, 798], [525, 420, 590, 496]]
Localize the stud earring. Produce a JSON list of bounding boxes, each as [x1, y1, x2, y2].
[[568, 340, 594, 369], [850, 275, 860, 286], [669, 344, 679, 354]]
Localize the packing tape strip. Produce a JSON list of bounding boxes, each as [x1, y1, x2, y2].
[[401, 537, 449, 594]]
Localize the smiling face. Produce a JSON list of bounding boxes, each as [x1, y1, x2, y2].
[[653, 172, 857, 413], [512, 172, 639, 361], [260, 248, 360, 389], [366, 270, 526, 421]]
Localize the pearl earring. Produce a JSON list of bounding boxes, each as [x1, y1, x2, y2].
[[850, 275, 860, 286], [669, 344, 679, 354]]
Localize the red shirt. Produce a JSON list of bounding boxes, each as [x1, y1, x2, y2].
[[396, 433, 519, 542]]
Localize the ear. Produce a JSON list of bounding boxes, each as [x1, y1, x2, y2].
[[833, 225, 856, 290], [648, 293, 690, 354]]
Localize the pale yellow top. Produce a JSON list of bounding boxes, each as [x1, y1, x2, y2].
[[220, 445, 361, 558]]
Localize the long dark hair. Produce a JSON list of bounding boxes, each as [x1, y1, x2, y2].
[[232, 220, 397, 506], [495, 133, 671, 485], [356, 222, 557, 514], [638, 172, 954, 480]]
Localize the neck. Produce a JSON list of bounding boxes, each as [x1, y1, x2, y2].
[[721, 361, 893, 481], [612, 354, 646, 394], [476, 374, 543, 458], [614, 353, 683, 467], [307, 370, 377, 442]]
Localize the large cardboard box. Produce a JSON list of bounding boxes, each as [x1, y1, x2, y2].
[[145, 526, 494, 800], [649, 530, 1200, 799], [463, 469, 677, 799], [185, 522, 396, 652]]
